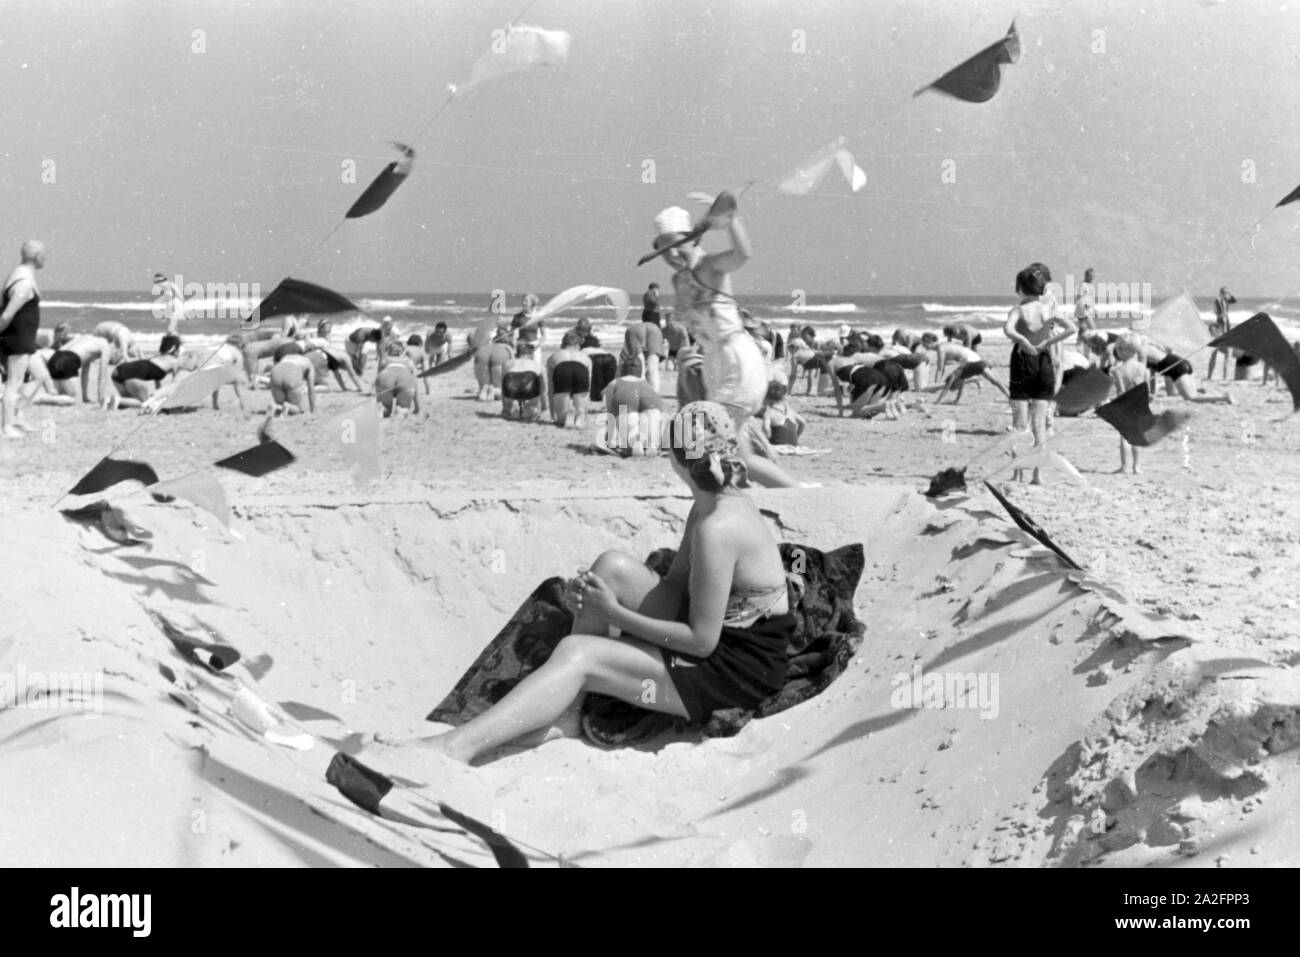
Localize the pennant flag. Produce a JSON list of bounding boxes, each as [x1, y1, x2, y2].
[[150, 611, 240, 672], [153, 364, 240, 411], [68, 457, 160, 496], [532, 284, 630, 326], [1096, 383, 1193, 447], [1276, 183, 1300, 208], [1131, 291, 1209, 361], [777, 136, 867, 195], [914, 20, 1021, 103], [1005, 448, 1087, 486], [458, 24, 572, 95], [243, 277, 361, 330], [419, 349, 476, 378], [148, 471, 231, 531], [215, 439, 296, 478], [1209, 312, 1300, 411], [325, 752, 530, 868], [983, 481, 1082, 570], [1054, 367, 1114, 415], [324, 401, 380, 486], [346, 143, 415, 219]]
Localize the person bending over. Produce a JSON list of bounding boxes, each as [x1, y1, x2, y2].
[[547, 331, 592, 428], [267, 351, 317, 416], [107, 334, 183, 410], [374, 338, 420, 417], [501, 340, 547, 421]]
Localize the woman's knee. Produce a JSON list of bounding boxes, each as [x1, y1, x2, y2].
[[590, 549, 646, 583]]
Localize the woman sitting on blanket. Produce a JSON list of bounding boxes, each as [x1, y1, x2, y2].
[[381, 402, 797, 767]]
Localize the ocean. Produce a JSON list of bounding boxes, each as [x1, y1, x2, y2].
[[40, 290, 1300, 354]]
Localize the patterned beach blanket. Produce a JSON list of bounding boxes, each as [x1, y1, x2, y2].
[[427, 542, 865, 745]]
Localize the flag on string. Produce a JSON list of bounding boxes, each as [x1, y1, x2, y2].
[[1131, 291, 1208, 360], [154, 364, 240, 411], [1275, 184, 1300, 208], [1054, 367, 1114, 416], [914, 20, 1021, 103], [242, 277, 361, 330], [68, 458, 160, 496], [148, 471, 231, 531], [777, 136, 867, 195], [1209, 311, 1300, 411], [532, 285, 630, 326], [1096, 383, 1192, 447], [419, 349, 475, 378], [457, 24, 572, 95], [346, 143, 415, 219], [215, 440, 297, 478], [323, 401, 380, 486], [983, 481, 1082, 570]]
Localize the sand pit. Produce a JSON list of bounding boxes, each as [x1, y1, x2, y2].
[[3, 482, 1296, 868]]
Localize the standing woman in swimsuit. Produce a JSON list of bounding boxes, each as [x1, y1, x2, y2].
[[372, 402, 796, 768], [1004, 264, 1076, 484], [107, 334, 183, 409], [0, 240, 47, 438]]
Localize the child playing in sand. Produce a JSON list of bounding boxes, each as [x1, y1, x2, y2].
[[761, 379, 805, 446], [366, 401, 796, 769]]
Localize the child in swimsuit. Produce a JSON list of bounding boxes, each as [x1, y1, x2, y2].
[[761, 379, 805, 446], [1110, 333, 1147, 475], [367, 401, 797, 769]]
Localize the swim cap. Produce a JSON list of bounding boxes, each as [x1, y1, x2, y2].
[[670, 400, 745, 489]]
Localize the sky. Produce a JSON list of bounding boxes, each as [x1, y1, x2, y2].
[[1, 0, 1298, 298]]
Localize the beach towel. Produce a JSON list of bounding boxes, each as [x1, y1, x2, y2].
[[426, 543, 865, 744]]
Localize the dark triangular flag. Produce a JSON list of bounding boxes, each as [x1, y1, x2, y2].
[[438, 802, 529, 869], [243, 277, 360, 329], [1095, 383, 1192, 447], [983, 481, 1082, 570], [1276, 184, 1300, 208], [214, 440, 296, 477], [1209, 312, 1300, 411], [68, 457, 160, 496], [915, 20, 1020, 103], [346, 144, 415, 218], [1054, 367, 1114, 416], [151, 612, 240, 672], [419, 349, 475, 378]]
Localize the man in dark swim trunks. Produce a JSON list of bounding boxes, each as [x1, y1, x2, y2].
[[0, 240, 47, 438], [546, 331, 592, 428]]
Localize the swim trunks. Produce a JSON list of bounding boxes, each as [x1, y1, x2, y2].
[[47, 350, 82, 380], [848, 364, 891, 402], [501, 370, 541, 401], [1009, 347, 1055, 401], [1147, 352, 1194, 380], [551, 360, 590, 395], [113, 359, 168, 383]]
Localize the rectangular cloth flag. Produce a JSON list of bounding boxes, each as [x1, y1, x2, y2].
[[68, 458, 160, 496], [1209, 312, 1300, 412], [1054, 367, 1113, 416], [214, 440, 296, 478], [459, 24, 572, 95], [148, 471, 231, 531], [1095, 383, 1192, 447], [1131, 292, 1209, 362]]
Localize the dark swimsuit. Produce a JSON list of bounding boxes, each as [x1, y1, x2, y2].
[[849, 364, 891, 401], [769, 418, 800, 446], [588, 353, 617, 401], [502, 370, 541, 400], [0, 281, 41, 359], [1009, 346, 1056, 401], [1146, 352, 1193, 380], [113, 359, 168, 383], [551, 360, 590, 395], [273, 341, 304, 363], [47, 350, 82, 380], [657, 580, 797, 723]]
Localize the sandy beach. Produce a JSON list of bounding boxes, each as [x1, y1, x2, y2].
[[3, 342, 1297, 868]]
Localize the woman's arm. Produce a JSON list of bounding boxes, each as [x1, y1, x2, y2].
[[704, 217, 752, 276], [602, 520, 732, 657]]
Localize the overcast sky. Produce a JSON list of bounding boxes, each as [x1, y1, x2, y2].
[[2, 0, 1297, 297]]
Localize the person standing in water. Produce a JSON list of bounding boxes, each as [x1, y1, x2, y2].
[[650, 205, 803, 488], [0, 240, 47, 438]]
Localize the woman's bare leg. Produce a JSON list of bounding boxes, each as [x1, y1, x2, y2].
[[1174, 375, 1231, 404], [1029, 399, 1049, 485]]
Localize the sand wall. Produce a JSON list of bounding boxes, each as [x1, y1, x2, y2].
[[1, 485, 1296, 867]]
